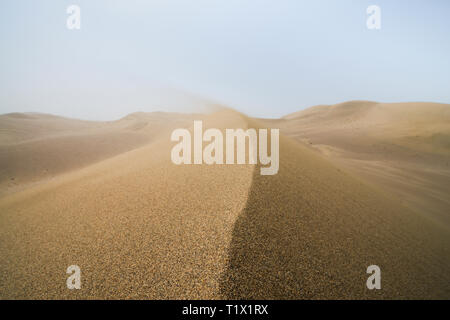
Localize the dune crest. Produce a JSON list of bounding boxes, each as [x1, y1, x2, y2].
[[0, 110, 255, 299]]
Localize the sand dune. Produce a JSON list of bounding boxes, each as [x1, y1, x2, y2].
[[221, 126, 450, 299], [270, 101, 450, 226], [0, 107, 449, 299], [0, 110, 254, 299], [0, 112, 199, 195]]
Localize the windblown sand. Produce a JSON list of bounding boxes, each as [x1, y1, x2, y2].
[[0, 106, 449, 299]]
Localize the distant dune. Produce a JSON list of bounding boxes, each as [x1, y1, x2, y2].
[[0, 105, 449, 299], [0, 112, 199, 195], [270, 101, 450, 226]]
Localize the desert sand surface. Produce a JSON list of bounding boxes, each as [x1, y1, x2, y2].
[[1, 106, 449, 299]]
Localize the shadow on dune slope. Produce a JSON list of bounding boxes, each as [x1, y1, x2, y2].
[[219, 134, 450, 299]]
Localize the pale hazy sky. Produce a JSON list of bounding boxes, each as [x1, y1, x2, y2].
[[1, 0, 449, 120]]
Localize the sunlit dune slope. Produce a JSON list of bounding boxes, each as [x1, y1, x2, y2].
[[0, 110, 255, 299]]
